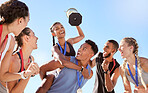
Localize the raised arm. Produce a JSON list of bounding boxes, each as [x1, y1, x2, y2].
[[67, 26, 85, 45]]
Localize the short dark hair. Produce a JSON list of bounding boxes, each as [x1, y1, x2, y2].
[[85, 39, 98, 55], [108, 40, 119, 53]]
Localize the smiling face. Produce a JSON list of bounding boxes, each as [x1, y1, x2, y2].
[[76, 43, 94, 61], [52, 23, 65, 38], [118, 39, 133, 59], [28, 30, 38, 49], [103, 41, 114, 58]]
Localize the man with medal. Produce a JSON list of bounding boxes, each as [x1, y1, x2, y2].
[[39, 40, 98, 93], [90, 40, 120, 93]]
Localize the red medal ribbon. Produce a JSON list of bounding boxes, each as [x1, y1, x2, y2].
[[109, 59, 116, 74]]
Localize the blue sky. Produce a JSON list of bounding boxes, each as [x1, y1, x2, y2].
[[1, 0, 148, 93]]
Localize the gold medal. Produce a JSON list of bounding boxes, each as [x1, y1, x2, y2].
[[77, 88, 82, 93]]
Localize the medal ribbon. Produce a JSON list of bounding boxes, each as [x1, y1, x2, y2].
[[109, 59, 116, 74], [76, 60, 88, 88], [127, 57, 138, 86], [57, 41, 67, 55]]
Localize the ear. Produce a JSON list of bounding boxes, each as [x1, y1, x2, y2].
[[18, 17, 24, 25], [111, 49, 116, 54], [23, 35, 30, 43], [130, 46, 134, 52]]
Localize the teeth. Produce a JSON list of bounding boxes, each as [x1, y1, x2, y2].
[[60, 31, 64, 34]]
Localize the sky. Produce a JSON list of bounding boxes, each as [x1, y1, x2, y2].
[[1, 0, 148, 93]]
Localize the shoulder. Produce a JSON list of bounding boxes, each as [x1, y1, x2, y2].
[[140, 57, 148, 67], [114, 59, 120, 67], [66, 38, 73, 45], [9, 53, 20, 73]]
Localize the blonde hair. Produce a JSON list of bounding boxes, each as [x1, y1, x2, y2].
[[122, 37, 147, 90]]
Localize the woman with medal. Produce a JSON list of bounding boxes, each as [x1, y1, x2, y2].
[[0, 0, 34, 92], [7, 27, 39, 93], [36, 22, 91, 93], [119, 37, 148, 93]]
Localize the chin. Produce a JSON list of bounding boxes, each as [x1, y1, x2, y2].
[[76, 56, 80, 60]]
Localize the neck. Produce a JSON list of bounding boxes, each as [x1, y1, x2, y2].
[[126, 54, 135, 66], [1, 24, 10, 41], [58, 38, 65, 46], [21, 45, 33, 62], [106, 55, 114, 62], [78, 60, 89, 68]]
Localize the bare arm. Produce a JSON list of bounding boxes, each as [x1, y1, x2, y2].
[[52, 46, 82, 71], [52, 46, 91, 79], [39, 60, 64, 80], [7, 56, 31, 93], [104, 67, 120, 92], [67, 26, 85, 45], [120, 66, 132, 93], [0, 36, 22, 82]]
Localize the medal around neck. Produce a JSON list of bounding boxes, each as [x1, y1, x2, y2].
[[77, 88, 82, 93]]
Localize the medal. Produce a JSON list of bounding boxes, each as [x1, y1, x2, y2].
[[76, 60, 89, 93], [77, 88, 82, 93]]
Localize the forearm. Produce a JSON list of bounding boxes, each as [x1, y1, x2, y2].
[[104, 73, 114, 92], [8, 77, 30, 93], [0, 72, 21, 82], [76, 26, 84, 38], [60, 57, 81, 71]]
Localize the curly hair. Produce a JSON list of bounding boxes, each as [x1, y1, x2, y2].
[[0, 0, 29, 25]]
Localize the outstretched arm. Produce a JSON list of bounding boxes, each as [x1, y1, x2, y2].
[[67, 26, 85, 45]]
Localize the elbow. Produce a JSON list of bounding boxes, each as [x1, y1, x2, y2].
[[105, 86, 113, 92], [106, 88, 113, 92], [82, 35, 85, 39]]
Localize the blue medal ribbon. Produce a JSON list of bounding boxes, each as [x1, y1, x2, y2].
[[57, 41, 67, 55], [76, 60, 88, 88], [127, 57, 138, 86]]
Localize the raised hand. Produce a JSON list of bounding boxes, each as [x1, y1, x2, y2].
[[101, 59, 109, 72]]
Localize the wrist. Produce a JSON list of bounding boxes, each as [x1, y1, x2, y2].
[[104, 69, 109, 74], [20, 71, 28, 79], [80, 66, 84, 72]]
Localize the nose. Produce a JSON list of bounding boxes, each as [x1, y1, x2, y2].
[[103, 46, 105, 51], [118, 47, 121, 52], [36, 36, 38, 40]]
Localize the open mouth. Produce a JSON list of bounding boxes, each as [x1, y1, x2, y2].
[[60, 31, 65, 35], [77, 52, 81, 57]]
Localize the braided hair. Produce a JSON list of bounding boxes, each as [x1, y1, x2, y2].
[[50, 22, 61, 46], [122, 37, 147, 90]]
